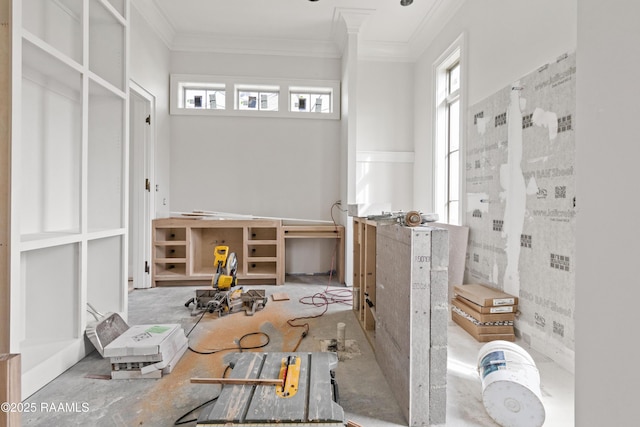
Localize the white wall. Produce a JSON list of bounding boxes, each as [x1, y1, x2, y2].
[[575, 1, 640, 425], [413, 0, 577, 369], [357, 61, 414, 152], [169, 52, 342, 274], [356, 61, 414, 211], [129, 5, 172, 218]]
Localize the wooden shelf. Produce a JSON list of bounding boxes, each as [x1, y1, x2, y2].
[[153, 217, 285, 286], [282, 224, 344, 283]]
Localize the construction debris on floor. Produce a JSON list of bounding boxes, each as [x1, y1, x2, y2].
[[85, 308, 188, 379], [452, 283, 519, 342]]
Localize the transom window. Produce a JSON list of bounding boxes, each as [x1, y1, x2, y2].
[[170, 74, 340, 119], [184, 88, 226, 110], [289, 87, 332, 113], [237, 86, 279, 111]]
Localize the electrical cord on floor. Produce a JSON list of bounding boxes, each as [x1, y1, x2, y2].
[[185, 308, 271, 355], [173, 365, 232, 425], [188, 331, 270, 355], [286, 202, 353, 352], [173, 395, 219, 425]]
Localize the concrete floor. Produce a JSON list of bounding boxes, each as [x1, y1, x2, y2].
[[22, 278, 574, 426]]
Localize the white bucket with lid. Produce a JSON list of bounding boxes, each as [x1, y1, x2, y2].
[[477, 340, 545, 427]]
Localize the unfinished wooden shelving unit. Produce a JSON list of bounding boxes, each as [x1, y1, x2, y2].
[[282, 224, 345, 283], [153, 218, 285, 286], [352, 217, 378, 347]]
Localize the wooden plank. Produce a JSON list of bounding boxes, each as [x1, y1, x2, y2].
[[0, 0, 11, 357], [0, 354, 21, 427], [282, 225, 343, 238], [271, 292, 290, 301], [352, 219, 362, 315], [191, 377, 283, 386], [363, 223, 376, 331]]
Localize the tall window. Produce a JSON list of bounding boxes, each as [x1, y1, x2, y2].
[[435, 44, 462, 225]]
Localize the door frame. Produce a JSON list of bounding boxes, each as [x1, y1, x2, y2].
[[129, 80, 155, 289]]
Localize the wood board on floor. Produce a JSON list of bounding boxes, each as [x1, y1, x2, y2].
[[271, 292, 290, 301]]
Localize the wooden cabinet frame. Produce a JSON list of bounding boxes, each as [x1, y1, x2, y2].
[[153, 218, 285, 286]]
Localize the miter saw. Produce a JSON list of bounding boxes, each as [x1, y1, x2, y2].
[[185, 246, 267, 317]]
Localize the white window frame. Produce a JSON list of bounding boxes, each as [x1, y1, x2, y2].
[[170, 74, 340, 120], [289, 86, 334, 114], [434, 34, 465, 225], [182, 85, 226, 110], [236, 84, 280, 112]]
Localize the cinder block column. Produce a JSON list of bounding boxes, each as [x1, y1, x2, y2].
[[375, 224, 448, 426]]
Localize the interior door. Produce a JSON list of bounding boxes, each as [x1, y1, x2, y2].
[[129, 83, 154, 289]]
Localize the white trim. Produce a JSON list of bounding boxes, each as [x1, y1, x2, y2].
[[408, 0, 466, 61], [130, 0, 464, 62], [433, 33, 466, 225], [129, 80, 156, 289], [170, 74, 341, 120], [172, 32, 341, 59], [356, 151, 415, 163], [130, 0, 175, 49]]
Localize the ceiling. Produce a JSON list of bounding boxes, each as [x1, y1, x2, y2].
[[132, 0, 464, 61]]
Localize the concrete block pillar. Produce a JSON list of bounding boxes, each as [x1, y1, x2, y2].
[[375, 224, 448, 426]]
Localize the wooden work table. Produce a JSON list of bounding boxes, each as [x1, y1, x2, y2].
[[282, 224, 345, 284]]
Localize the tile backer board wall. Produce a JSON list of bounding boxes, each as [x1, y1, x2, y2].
[[464, 53, 575, 371]]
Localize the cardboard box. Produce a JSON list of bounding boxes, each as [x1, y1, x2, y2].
[[451, 297, 516, 324], [454, 284, 518, 307], [140, 338, 188, 375], [451, 309, 514, 333], [104, 324, 184, 357], [453, 296, 517, 314], [105, 324, 188, 379], [452, 310, 515, 342]]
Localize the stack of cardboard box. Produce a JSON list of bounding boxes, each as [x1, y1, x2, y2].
[[103, 324, 188, 379], [451, 284, 518, 342]]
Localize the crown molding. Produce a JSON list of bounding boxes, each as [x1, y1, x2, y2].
[[130, 0, 465, 62], [406, 0, 466, 60], [171, 32, 342, 59], [131, 0, 175, 49], [333, 7, 376, 34], [359, 40, 414, 63]]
